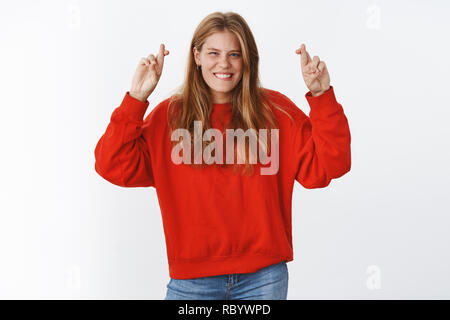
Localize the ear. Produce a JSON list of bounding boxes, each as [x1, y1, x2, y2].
[[193, 46, 200, 65]]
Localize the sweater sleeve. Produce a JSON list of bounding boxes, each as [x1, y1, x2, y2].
[[94, 91, 155, 188], [291, 86, 351, 189]]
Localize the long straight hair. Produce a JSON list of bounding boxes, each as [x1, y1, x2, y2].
[[167, 11, 293, 176]]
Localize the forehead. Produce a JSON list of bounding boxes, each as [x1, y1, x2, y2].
[[204, 31, 241, 51]]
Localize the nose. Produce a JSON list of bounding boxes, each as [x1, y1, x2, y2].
[[218, 55, 232, 68]]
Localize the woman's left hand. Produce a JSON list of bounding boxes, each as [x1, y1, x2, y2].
[[295, 43, 331, 96]]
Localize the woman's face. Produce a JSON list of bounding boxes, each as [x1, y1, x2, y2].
[[193, 30, 243, 104]]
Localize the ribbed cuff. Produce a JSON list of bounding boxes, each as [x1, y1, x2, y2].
[[119, 91, 150, 122], [305, 86, 343, 119]]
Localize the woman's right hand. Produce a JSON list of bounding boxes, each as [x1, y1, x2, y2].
[[130, 43, 170, 102]]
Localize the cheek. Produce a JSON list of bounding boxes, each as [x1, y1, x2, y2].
[[205, 61, 217, 72], [233, 61, 243, 73]]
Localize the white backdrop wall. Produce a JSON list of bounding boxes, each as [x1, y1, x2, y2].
[[1, 0, 449, 299]]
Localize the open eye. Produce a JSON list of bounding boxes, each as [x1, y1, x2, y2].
[[208, 52, 241, 57]]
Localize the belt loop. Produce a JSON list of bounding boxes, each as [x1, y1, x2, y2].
[[227, 274, 237, 287]]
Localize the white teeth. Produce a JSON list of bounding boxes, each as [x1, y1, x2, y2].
[[215, 73, 232, 78]]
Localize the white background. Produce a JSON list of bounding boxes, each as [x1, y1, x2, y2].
[[1, 0, 449, 299]]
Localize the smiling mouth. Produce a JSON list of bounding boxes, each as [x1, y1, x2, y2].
[[214, 73, 234, 80]]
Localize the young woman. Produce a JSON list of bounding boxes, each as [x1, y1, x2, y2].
[[94, 11, 351, 300]]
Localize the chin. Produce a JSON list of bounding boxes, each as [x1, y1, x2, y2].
[[213, 87, 235, 94]]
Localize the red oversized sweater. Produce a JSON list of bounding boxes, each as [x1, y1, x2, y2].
[[94, 86, 351, 279]]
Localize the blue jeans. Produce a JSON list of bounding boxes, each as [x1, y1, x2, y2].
[[164, 261, 288, 300]]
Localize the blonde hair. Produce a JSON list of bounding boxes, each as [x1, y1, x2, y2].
[[167, 11, 293, 176]]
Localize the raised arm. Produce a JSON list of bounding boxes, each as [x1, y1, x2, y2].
[[94, 92, 155, 187], [94, 44, 169, 187], [290, 43, 351, 188], [292, 86, 351, 188]]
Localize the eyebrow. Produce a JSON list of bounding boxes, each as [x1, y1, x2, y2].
[[206, 47, 241, 52]]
